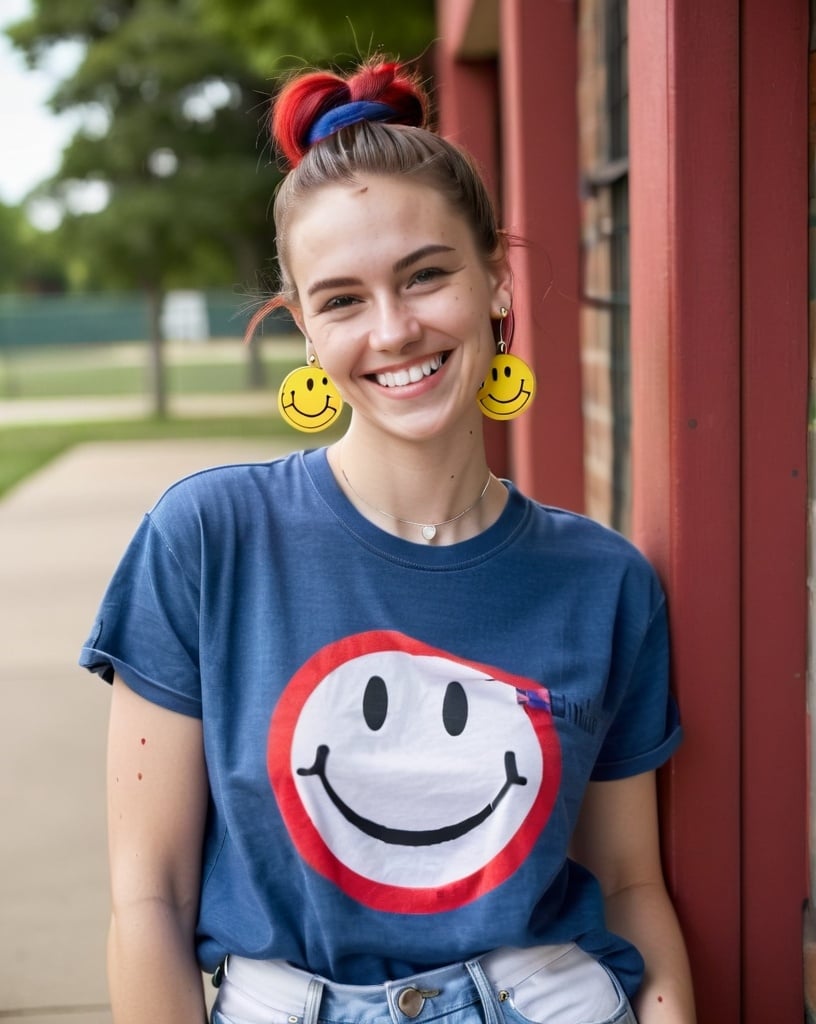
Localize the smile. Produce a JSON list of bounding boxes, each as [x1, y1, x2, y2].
[[283, 394, 336, 418], [297, 744, 527, 846], [480, 382, 531, 408], [371, 353, 448, 389]]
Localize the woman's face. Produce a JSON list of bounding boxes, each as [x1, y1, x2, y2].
[[286, 174, 512, 445]]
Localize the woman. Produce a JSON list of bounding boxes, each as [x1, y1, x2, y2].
[[81, 59, 695, 1024]]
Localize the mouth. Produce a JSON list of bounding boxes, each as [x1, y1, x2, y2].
[[297, 744, 527, 847], [368, 352, 449, 389]]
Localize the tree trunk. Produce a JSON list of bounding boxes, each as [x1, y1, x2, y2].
[[236, 238, 266, 390]]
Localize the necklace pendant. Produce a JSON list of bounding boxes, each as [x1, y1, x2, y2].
[[421, 524, 437, 542]]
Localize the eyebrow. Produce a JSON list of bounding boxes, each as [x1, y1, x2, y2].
[[306, 244, 456, 298], [393, 244, 455, 274]]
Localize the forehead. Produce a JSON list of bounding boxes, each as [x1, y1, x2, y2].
[[286, 174, 474, 262]]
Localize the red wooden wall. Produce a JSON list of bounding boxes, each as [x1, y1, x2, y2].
[[629, 0, 808, 1020], [436, 0, 810, 1020]]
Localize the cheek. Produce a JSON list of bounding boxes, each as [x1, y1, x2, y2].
[[306, 326, 366, 396], [468, 309, 497, 361]]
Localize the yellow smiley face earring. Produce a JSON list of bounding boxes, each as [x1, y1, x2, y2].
[[277, 349, 344, 433], [477, 307, 537, 421]]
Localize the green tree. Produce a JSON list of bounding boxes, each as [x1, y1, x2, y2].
[[6, 0, 436, 413], [0, 202, 67, 294], [200, 0, 436, 76], [0, 203, 29, 293], [7, 0, 280, 414]]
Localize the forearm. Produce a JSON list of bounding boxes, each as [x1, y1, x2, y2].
[[604, 880, 695, 1024], [108, 899, 208, 1024]]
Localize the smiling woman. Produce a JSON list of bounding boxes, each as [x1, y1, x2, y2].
[[79, 56, 695, 1024]]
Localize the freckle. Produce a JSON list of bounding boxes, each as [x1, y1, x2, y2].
[[137, 772, 143, 781], [657, 995, 663, 1003], [140, 737, 146, 745]]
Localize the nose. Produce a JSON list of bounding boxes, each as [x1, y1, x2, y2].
[[369, 295, 421, 351]]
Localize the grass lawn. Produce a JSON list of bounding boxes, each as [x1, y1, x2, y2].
[[0, 338, 323, 498], [0, 338, 301, 399], [0, 415, 344, 500]]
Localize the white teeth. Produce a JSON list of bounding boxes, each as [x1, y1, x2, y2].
[[375, 354, 443, 388]]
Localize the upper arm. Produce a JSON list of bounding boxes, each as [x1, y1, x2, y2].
[[107, 675, 209, 919], [569, 771, 665, 897]]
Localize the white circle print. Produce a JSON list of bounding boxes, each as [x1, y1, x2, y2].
[[268, 632, 561, 913]]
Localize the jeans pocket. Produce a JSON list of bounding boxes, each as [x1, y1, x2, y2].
[[494, 945, 638, 1024]]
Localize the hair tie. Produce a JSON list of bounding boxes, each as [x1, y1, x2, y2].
[[307, 100, 397, 145]]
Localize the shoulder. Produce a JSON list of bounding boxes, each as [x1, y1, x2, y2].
[[524, 494, 655, 569], [148, 448, 312, 522], [138, 448, 325, 561], [511, 493, 665, 613]]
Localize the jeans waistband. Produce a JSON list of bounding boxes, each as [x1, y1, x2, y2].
[[219, 946, 575, 1024]]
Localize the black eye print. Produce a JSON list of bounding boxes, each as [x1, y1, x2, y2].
[[322, 376, 328, 386], [307, 377, 315, 391], [491, 368, 499, 382], [363, 675, 388, 731], [442, 681, 468, 736], [503, 365, 512, 378]]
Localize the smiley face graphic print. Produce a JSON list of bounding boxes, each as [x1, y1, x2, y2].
[[268, 631, 561, 913]]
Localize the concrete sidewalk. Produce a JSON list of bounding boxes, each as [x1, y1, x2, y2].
[[0, 391, 280, 426], [0, 436, 303, 1023]]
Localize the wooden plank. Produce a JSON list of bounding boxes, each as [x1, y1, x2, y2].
[[629, 1, 743, 1019], [498, 0, 584, 510], [740, 1, 809, 1019], [433, 6, 507, 476]]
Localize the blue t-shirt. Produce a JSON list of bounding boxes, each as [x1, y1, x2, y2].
[[80, 447, 681, 998]]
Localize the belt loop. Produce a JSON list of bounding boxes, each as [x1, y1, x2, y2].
[[465, 960, 501, 1024], [304, 976, 325, 1024]]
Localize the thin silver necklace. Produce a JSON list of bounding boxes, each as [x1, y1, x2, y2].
[[340, 467, 493, 543]]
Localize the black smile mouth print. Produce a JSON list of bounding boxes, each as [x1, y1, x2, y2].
[[482, 383, 530, 405], [297, 745, 527, 847], [283, 395, 335, 418]]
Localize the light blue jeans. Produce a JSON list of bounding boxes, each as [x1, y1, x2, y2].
[[211, 945, 638, 1024]]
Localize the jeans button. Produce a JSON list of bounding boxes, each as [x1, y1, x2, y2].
[[397, 987, 425, 1017]]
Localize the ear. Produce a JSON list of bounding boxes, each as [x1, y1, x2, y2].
[[486, 242, 514, 313], [289, 304, 307, 337]]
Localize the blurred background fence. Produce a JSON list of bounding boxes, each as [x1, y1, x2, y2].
[[0, 289, 293, 349]]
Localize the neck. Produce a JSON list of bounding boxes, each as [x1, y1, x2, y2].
[[327, 428, 505, 545]]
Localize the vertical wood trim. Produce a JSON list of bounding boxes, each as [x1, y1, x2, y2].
[[434, 3, 507, 475], [740, 1, 809, 1019], [498, 0, 584, 509], [629, 1, 743, 1019]]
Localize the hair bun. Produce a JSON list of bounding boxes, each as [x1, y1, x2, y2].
[[271, 59, 428, 168]]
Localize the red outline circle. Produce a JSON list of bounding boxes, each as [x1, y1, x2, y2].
[[268, 631, 561, 913]]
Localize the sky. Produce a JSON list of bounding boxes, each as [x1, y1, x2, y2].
[[0, 0, 82, 207]]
